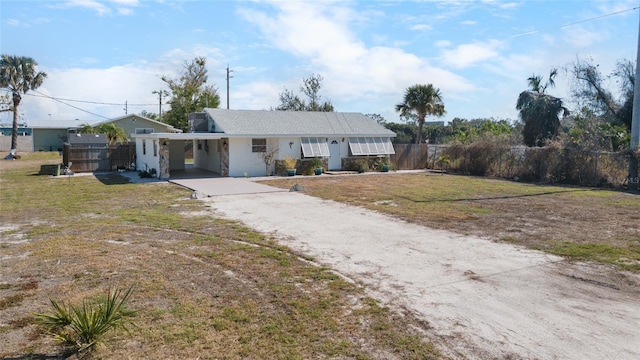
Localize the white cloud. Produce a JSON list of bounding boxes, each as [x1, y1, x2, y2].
[[435, 40, 452, 48], [6, 18, 22, 27], [30, 64, 165, 121], [60, 0, 111, 16], [18, 44, 226, 122], [233, 81, 282, 110], [411, 24, 432, 31], [116, 7, 134, 15], [460, 20, 477, 26], [110, 0, 139, 5], [440, 40, 502, 69], [56, 0, 139, 16], [596, 0, 638, 15], [238, 1, 475, 118], [499, 2, 519, 10], [561, 26, 604, 49]]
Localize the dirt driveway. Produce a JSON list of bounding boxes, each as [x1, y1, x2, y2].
[[206, 191, 640, 359]]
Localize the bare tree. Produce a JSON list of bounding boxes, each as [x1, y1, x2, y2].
[[258, 145, 279, 176], [569, 57, 633, 130], [276, 74, 334, 112]]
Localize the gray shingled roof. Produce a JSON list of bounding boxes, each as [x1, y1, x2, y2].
[[204, 108, 396, 137]]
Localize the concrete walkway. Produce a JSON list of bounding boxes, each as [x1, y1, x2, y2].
[[169, 177, 288, 196]]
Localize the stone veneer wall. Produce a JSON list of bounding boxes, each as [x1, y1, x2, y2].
[[159, 139, 170, 179], [220, 138, 229, 176]]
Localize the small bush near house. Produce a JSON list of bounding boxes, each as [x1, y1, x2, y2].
[[344, 158, 369, 173], [282, 156, 298, 170], [139, 168, 157, 178]]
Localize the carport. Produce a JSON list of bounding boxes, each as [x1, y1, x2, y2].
[[134, 133, 228, 179]]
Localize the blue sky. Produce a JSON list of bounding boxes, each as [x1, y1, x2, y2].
[[1, 0, 638, 127]]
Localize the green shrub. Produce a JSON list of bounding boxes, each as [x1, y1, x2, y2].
[[35, 287, 136, 352], [344, 158, 369, 173]]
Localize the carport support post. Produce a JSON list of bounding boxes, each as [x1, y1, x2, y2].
[[221, 138, 229, 176], [159, 139, 170, 179]]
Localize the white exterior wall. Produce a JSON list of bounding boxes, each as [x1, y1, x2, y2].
[[228, 138, 262, 177], [169, 140, 185, 170], [278, 137, 301, 160], [136, 137, 160, 176], [193, 139, 220, 173], [228, 137, 280, 177], [211, 140, 221, 172]]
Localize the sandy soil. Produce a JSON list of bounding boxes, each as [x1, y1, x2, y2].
[[206, 192, 640, 360]]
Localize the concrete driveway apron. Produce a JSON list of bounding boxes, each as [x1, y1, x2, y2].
[[170, 177, 288, 196]]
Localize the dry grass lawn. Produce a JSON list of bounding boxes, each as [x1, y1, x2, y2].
[[0, 154, 441, 359], [263, 171, 640, 272]]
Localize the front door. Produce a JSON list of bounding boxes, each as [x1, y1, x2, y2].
[[328, 139, 341, 170]]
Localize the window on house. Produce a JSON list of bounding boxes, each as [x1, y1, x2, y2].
[[252, 138, 267, 153], [142, 139, 146, 155], [348, 137, 395, 156], [135, 128, 154, 134], [301, 137, 330, 157], [153, 140, 158, 157]]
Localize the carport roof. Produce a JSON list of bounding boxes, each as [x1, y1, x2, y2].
[[204, 108, 396, 137]]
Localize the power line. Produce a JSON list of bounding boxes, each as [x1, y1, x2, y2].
[[31, 89, 110, 120], [509, 6, 639, 39], [24, 92, 158, 106]]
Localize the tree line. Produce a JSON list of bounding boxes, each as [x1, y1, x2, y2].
[[1, 54, 636, 157]]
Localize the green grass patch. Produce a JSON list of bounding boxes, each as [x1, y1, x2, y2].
[[550, 242, 640, 271]]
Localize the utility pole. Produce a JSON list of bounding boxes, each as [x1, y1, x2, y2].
[[152, 90, 169, 121], [124, 101, 127, 115], [226, 64, 233, 109], [630, 8, 640, 190]]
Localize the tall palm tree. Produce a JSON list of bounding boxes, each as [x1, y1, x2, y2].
[[395, 84, 445, 144], [0, 55, 47, 155], [516, 69, 567, 147]]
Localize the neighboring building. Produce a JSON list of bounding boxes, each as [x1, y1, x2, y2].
[[0, 125, 33, 152], [1, 115, 181, 152], [133, 108, 396, 179], [90, 114, 182, 137]]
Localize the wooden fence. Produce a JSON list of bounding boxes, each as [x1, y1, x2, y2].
[[63, 142, 135, 173], [390, 144, 429, 170], [109, 142, 136, 170]]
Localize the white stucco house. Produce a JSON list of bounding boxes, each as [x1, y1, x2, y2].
[[133, 108, 396, 179]]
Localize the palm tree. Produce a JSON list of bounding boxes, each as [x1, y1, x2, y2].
[[78, 123, 129, 145], [395, 84, 445, 144], [95, 123, 128, 145], [0, 55, 47, 155], [516, 69, 567, 147]]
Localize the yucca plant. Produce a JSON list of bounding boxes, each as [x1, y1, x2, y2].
[[35, 286, 136, 352]]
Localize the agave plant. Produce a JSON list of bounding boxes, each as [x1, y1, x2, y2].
[[35, 286, 136, 352]]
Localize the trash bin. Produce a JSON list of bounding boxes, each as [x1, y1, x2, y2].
[[54, 164, 60, 176]]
